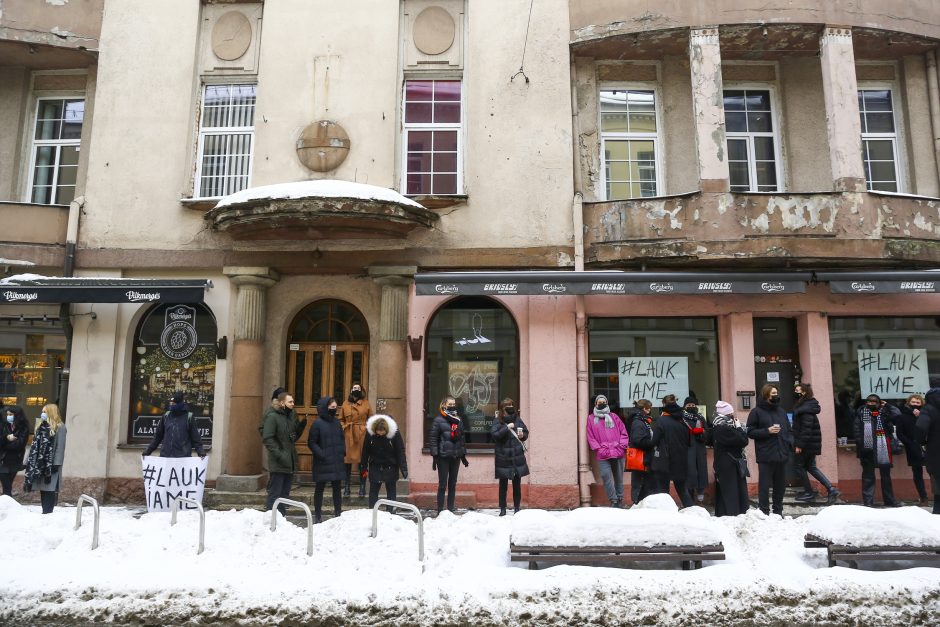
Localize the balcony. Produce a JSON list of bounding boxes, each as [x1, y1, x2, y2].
[[0, 202, 68, 267]]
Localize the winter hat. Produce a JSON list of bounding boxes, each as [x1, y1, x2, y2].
[[594, 394, 608, 406], [593, 395, 614, 429], [171, 391, 184, 404], [715, 401, 734, 416], [682, 397, 698, 407]]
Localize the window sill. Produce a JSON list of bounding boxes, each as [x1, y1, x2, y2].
[[180, 197, 220, 212], [409, 194, 468, 210], [421, 447, 493, 455]]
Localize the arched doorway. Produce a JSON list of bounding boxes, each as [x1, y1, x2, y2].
[[286, 300, 369, 476]]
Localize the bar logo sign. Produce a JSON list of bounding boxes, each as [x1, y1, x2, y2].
[[900, 282, 935, 292], [591, 283, 627, 294], [127, 290, 162, 302], [435, 284, 459, 295], [483, 283, 519, 294], [850, 282, 876, 292], [2, 290, 38, 302], [160, 305, 198, 360], [760, 282, 786, 292], [649, 282, 674, 294], [541, 283, 567, 294], [698, 282, 733, 293]]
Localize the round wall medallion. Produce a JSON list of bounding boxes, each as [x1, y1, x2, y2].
[[413, 6, 455, 56], [296, 120, 351, 172], [211, 11, 252, 61]]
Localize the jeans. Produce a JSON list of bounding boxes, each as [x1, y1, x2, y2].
[[436, 457, 460, 512], [314, 480, 342, 518], [758, 461, 786, 515], [367, 480, 397, 508], [794, 452, 833, 494], [598, 457, 625, 504], [265, 472, 293, 516], [860, 458, 896, 506], [498, 476, 522, 512]]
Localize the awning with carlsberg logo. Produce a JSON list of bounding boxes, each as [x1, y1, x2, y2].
[[0, 278, 212, 304], [816, 271, 940, 294]]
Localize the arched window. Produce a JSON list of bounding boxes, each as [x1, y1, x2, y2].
[[424, 297, 519, 447], [128, 303, 217, 444], [289, 300, 369, 343]]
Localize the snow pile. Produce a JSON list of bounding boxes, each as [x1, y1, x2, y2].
[[0, 273, 49, 284], [806, 505, 940, 547], [214, 180, 425, 209]]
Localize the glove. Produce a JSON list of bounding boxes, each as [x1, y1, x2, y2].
[[461, 456, 469, 468], [401, 469, 408, 479], [198, 453, 206, 459], [52, 465, 60, 474], [432, 457, 437, 471], [141, 452, 146, 458], [361, 469, 369, 480]]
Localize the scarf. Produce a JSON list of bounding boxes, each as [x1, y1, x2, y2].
[[24, 423, 55, 492], [713, 413, 736, 428], [860, 406, 890, 465], [593, 405, 614, 429]]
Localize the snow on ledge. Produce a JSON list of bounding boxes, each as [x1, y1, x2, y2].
[[805, 504, 940, 547], [0, 273, 51, 285], [215, 180, 425, 210]]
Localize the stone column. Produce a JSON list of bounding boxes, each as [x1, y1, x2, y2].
[[368, 266, 416, 441], [819, 26, 866, 192], [718, 312, 757, 482], [688, 28, 730, 192], [218, 267, 278, 491], [797, 312, 839, 486]]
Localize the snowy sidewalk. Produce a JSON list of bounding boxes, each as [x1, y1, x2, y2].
[[2, 494, 939, 626]]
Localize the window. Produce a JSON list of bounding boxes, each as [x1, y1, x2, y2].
[[600, 89, 659, 199], [403, 79, 461, 195], [724, 89, 779, 192], [858, 89, 900, 192], [28, 98, 84, 205], [195, 84, 256, 198]]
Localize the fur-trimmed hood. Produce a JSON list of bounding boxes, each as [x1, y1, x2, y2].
[[366, 414, 398, 438]]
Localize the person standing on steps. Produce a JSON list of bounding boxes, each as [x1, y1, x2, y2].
[[791, 383, 840, 505], [339, 382, 372, 498], [586, 394, 629, 507], [651, 394, 693, 508], [747, 384, 793, 516], [490, 397, 529, 516], [682, 397, 708, 504], [309, 396, 346, 523], [261, 390, 307, 516], [359, 414, 408, 507], [429, 395, 468, 514]]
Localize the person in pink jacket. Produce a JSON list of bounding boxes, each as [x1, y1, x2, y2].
[[586, 394, 630, 507]]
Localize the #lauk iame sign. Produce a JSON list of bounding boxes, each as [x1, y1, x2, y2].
[[618, 357, 690, 405], [857, 348, 930, 399], [141, 455, 208, 512]]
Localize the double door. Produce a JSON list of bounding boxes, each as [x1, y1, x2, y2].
[[287, 342, 368, 475]]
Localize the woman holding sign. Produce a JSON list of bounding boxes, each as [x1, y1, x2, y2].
[[490, 397, 529, 516]]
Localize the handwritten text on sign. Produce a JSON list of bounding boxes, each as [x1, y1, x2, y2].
[[142, 455, 208, 512], [858, 349, 929, 399], [618, 357, 689, 404]]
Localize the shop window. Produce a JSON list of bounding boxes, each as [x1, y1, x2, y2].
[[195, 83, 256, 198], [128, 304, 218, 445], [424, 297, 518, 447], [600, 89, 660, 199], [28, 98, 84, 205], [0, 329, 65, 423], [829, 316, 940, 438], [588, 318, 719, 418], [402, 79, 462, 195]]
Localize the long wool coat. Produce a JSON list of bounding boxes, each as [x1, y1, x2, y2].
[[339, 398, 372, 465]]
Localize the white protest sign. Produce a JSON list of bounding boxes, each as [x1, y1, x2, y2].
[[618, 357, 689, 404], [141, 455, 208, 512], [858, 348, 929, 399]]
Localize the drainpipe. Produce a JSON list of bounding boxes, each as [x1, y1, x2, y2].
[[57, 195, 84, 415], [926, 50, 940, 185], [571, 52, 592, 507]]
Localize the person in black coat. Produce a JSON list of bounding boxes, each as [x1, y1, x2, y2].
[[142, 391, 206, 458], [490, 397, 529, 516], [359, 414, 408, 508], [747, 384, 793, 516], [0, 405, 29, 496], [428, 395, 469, 514], [308, 396, 346, 522], [711, 401, 750, 516], [791, 383, 840, 504], [919, 389, 940, 514], [628, 399, 657, 504], [897, 394, 930, 504], [853, 393, 901, 507], [650, 394, 693, 508], [682, 397, 708, 504]]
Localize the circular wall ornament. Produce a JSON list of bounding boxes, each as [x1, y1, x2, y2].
[[413, 6, 455, 56], [296, 120, 351, 172], [211, 11, 252, 61]]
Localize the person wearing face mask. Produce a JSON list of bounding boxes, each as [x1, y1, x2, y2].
[[682, 397, 709, 504], [627, 399, 658, 504], [586, 394, 629, 507], [853, 393, 901, 507], [791, 383, 840, 505], [429, 395, 469, 514], [142, 391, 206, 459], [711, 400, 750, 517], [261, 390, 307, 516], [23, 404, 66, 513], [746, 384, 793, 515], [896, 393, 930, 505], [0, 405, 29, 497], [919, 389, 940, 514], [490, 397, 529, 516], [308, 396, 346, 523], [359, 414, 408, 508], [650, 394, 693, 508], [339, 382, 373, 498]]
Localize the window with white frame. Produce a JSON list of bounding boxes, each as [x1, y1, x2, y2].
[[723, 89, 779, 193], [403, 79, 462, 195], [600, 89, 659, 199], [858, 88, 900, 192], [195, 84, 256, 198], [29, 98, 84, 205]]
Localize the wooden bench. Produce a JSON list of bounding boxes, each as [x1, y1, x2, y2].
[[509, 543, 725, 571], [804, 533, 940, 569]]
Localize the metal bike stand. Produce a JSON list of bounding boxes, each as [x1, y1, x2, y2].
[[270, 497, 314, 556], [371, 499, 425, 570], [170, 496, 206, 555], [74, 494, 100, 550]]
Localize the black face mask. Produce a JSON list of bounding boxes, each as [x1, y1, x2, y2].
[[769, 397, 780, 404], [445, 406, 457, 414], [504, 407, 515, 415], [596, 403, 607, 410], [685, 406, 697, 413], [328, 408, 337, 417], [351, 390, 363, 399]]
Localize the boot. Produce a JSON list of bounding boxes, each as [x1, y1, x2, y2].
[[358, 482, 366, 498], [499, 507, 507, 517], [933, 498, 940, 515], [342, 483, 351, 497], [314, 515, 323, 524], [825, 488, 841, 505]]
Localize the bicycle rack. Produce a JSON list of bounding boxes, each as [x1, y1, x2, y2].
[[270, 498, 314, 556], [74, 494, 100, 550], [170, 496, 206, 555], [371, 499, 425, 570]]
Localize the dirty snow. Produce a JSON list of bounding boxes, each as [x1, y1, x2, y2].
[[806, 504, 940, 547], [214, 180, 425, 209]]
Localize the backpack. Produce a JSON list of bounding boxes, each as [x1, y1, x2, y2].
[[164, 411, 195, 433]]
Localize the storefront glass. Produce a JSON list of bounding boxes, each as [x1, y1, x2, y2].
[[424, 297, 518, 447], [588, 317, 720, 418], [0, 325, 65, 423]]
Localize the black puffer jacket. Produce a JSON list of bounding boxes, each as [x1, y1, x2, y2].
[[360, 415, 408, 484], [919, 390, 940, 479], [650, 404, 690, 481], [0, 412, 28, 473], [143, 404, 205, 458], [308, 397, 346, 482], [896, 404, 926, 466], [429, 412, 467, 459], [490, 414, 529, 480], [791, 397, 822, 456], [746, 399, 793, 463]]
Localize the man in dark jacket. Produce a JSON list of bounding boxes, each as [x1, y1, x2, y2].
[[682, 397, 708, 504], [309, 396, 345, 522], [897, 394, 930, 504], [791, 383, 840, 504], [853, 394, 901, 507], [143, 391, 206, 459], [651, 394, 693, 508], [261, 390, 307, 515], [918, 389, 940, 514], [747, 384, 792, 515]]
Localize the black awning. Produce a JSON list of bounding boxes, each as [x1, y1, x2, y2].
[[0, 278, 212, 304], [818, 271, 940, 294], [415, 271, 812, 296]]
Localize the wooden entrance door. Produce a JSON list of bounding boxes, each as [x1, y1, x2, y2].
[[287, 342, 369, 475]]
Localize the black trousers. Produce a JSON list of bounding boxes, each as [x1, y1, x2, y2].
[[265, 472, 293, 515], [631, 471, 655, 504], [40, 490, 57, 514], [757, 461, 786, 515], [910, 464, 928, 500], [794, 452, 833, 494], [436, 457, 460, 512], [498, 476, 522, 511], [861, 458, 896, 506], [314, 480, 342, 518], [0, 471, 15, 496], [367, 480, 397, 508], [653, 472, 693, 508]]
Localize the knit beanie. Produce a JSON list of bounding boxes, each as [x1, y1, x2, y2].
[[714, 401, 734, 416]]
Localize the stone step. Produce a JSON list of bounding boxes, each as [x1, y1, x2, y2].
[[203, 481, 411, 512], [409, 491, 477, 511]]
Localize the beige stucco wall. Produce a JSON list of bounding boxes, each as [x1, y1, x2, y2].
[[901, 55, 940, 197], [0, 0, 103, 45], [779, 57, 832, 192], [0, 67, 28, 201]]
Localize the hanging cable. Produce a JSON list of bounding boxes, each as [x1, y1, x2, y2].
[[510, 0, 535, 83]]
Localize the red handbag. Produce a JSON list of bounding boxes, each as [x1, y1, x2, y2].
[[625, 447, 646, 472]]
